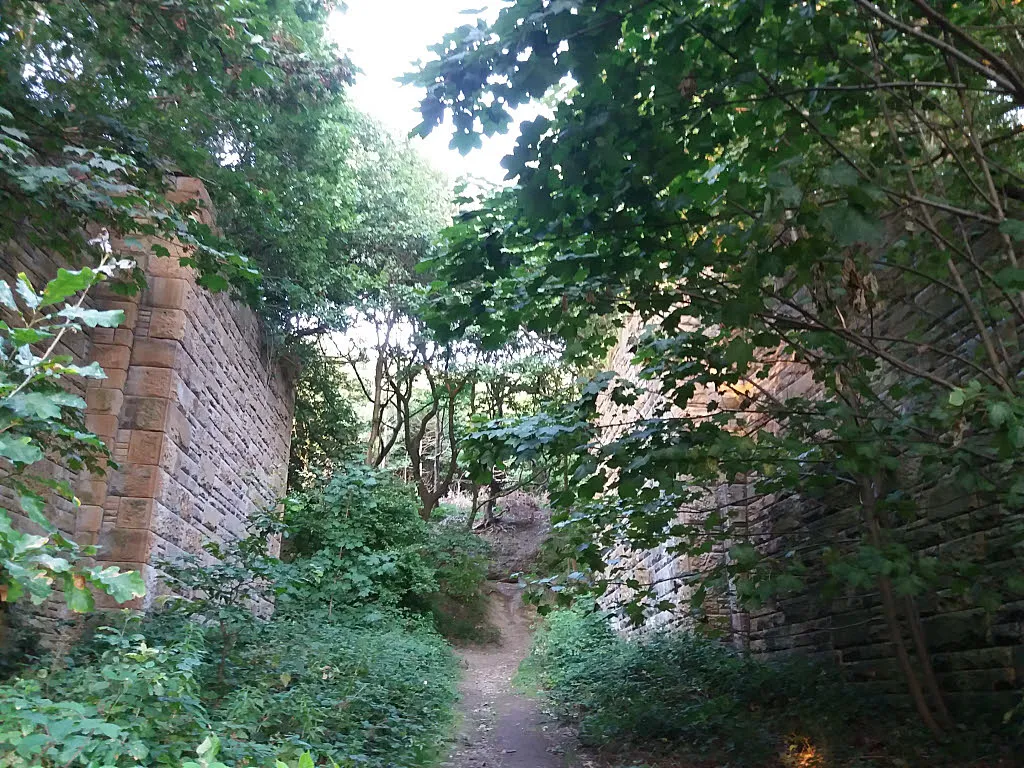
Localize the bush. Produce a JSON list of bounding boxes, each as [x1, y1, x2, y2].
[[522, 605, 883, 766], [284, 465, 436, 608], [0, 465, 466, 768], [284, 464, 494, 642], [0, 620, 210, 768], [0, 609, 456, 768], [211, 609, 457, 767], [421, 527, 496, 643]]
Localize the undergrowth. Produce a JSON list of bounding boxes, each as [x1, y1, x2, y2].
[[1, 609, 456, 768], [0, 464, 485, 768], [521, 604, 1009, 768]]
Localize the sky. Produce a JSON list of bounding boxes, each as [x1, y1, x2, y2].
[[327, 0, 537, 186]]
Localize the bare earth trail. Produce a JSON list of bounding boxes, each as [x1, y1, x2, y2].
[[443, 580, 574, 768]]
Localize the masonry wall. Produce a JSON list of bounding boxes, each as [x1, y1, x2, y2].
[[3, 177, 295, 631], [596, 310, 1024, 715]]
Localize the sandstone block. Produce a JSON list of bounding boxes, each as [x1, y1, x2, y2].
[[75, 506, 103, 534], [102, 300, 139, 330], [145, 276, 189, 309], [125, 366, 175, 398], [131, 338, 179, 369], [127, 430, 164, 464], [147, 252, 195, 279], [86, 388, 123, 415], [87, 369, 127, 391], [149, 308, 187, 340], [108, 464, 167, 499], [76, 477, 108, 507], [122, 396, 169, 432], [117, 497, 154, 529], [159, 439, 182, 474], [99, 527, 154, 564], [91, 343, 131, 372], [85, 413, 119, 438], [166, 405, 191, 450]]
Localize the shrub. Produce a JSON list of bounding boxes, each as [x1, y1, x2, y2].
[[522, 604, 884, 766], [420, 527, 496, 643], [284, 465, 437, 608], [283, 464, 494, 641], [215, 609, 457, 767], [0, 609, 456, 768], [0, 619, 209, 767]]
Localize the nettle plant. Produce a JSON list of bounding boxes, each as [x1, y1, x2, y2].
[[0, 235, 144, 611]]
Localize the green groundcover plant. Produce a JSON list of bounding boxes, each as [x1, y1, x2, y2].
[[0, 462, 478, 768], [521, 604, 1012, 767]]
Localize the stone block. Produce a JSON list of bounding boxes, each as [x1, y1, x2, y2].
[[99, 527, 154, 563], [159, 439, 182, 474], [91, 343, 131, 372], [117, 497, 154, 529], [166, 405, 192, 450], [113, 329, 134, 347], [77, 477, 108, 507], [85, 388, 124, 415], [108, 464, 167, 499], [145, 276, 189, 310], [75, 505, 103, 534], [131, 338, 180, 369], [149, 308, 187, 340], [122, 396, 169, 432], [87, 368, 127, 391], [174, 379, 197, 412], [101, 300, 139, 330], [85, 413, 119, 438], [125, 366, 175, 398], [127, 430, 164, 464], [146, 253, 194, 279]]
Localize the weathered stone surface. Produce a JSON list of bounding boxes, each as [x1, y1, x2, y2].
[[596, 311, 1023, 712], [3, 177, 295, 636]]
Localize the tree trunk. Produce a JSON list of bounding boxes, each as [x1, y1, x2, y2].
[[860, 474, 945, 738]]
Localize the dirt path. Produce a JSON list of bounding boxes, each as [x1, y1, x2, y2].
[[443, 581, 572, 768]]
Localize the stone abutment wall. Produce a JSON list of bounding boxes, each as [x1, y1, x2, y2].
[[2, 177, 295, 634], [597, 312, 1023, 716]]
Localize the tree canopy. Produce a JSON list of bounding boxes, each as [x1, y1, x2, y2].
[[411, 0, 1024, 733]]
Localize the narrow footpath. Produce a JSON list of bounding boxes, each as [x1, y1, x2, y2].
[[443, 581, 571, 768]]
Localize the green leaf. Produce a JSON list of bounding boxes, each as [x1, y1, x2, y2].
[[64, 573, 95, 613], [84, 565, 146, 602], [58, 307, 125, 328], [998, 219, 1024, 241], [68, 361, 108, 379], [948, 389, 965, 407], [819, 203, 884, 247], [41, 268, 96, 307], [197, 735, 220, 760], [988, 401, 1012, 428], [15, 273, 40, 309], [8, 326, 54, 345], [0, 281, 16, 310], [19, 490, 54, 530], [298, 753, 314, 768], [7, 391, 86, 419], [0, 435, 44, 464]]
